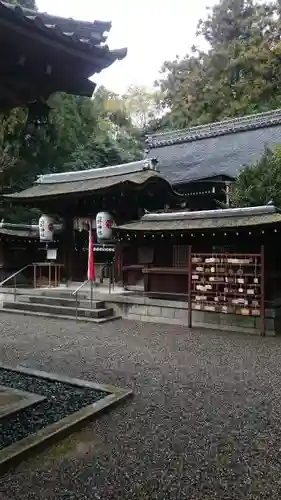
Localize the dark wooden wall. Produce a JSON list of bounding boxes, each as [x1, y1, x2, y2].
[[121, 228, 280, 303]]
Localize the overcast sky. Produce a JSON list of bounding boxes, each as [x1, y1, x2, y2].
[[37, 0, 214, 94]]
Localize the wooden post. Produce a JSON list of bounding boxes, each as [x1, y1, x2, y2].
[[33, 264, 36, 288], [114, 242, 123, 284], [188, 245, 192, 328], [260, 244, 265, 336], [62, 217, 74, 283], [90, 279, 93, 308]]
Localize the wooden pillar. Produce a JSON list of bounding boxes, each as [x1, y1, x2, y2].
[[260, 244, 265, 336], [188, 245, 192, 328], [0, 239, 5, 282], [62, 217, 75, 283], [114, 242, 123, 284]]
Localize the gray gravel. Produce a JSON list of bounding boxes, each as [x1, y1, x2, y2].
[[0, 368, 107, 449], [1, 314, 281, 499]]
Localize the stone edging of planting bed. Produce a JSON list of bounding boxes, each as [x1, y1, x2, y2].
[[0, 363, 132, 469]]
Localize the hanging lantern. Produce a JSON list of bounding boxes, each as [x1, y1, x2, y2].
[[39, 214, 54, 242], [96, 212, 114, 240]]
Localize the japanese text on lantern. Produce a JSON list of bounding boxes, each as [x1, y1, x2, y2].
[[96, 212, 114, 240]]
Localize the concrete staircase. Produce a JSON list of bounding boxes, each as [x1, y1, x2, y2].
[[1, 290, 120, 324]]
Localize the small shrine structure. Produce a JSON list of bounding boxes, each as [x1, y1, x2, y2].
[[5, 160, 183, 282], [115, 205, 281, 335], [0, 221, 63, 283]]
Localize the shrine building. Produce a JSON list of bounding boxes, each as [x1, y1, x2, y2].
[[146, 109, 281, 210]]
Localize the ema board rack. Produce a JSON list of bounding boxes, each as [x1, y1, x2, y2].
[[190, 252, 263, 317]]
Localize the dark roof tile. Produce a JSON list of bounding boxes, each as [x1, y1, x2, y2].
[[117, 206, 281, 231], [0, 2, 127, 61], [147, 110, 281, 184], [4, 170, 168, 201]]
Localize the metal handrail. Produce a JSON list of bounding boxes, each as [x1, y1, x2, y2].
[[0, 264, 31, 287], [72, 262, 115, 321], [72, 278, 95, 321], [0, 264, 32, 302], [71, 279, 90, 297]]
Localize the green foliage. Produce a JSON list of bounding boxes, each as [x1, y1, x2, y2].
[[157, 0, 281, 128], [6, 0, 37, 9], [153, 0, 281, 209], [0, 1, 143, 223], [0, 89, 143, 222], [230, 147, 281, 207], [121, 85, 164, 130]]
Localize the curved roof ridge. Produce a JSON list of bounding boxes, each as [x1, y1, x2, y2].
[[116, 205, 281, 232], [147, 108, 281, 149], [141, 205, 278, 222], [0, 2, 126, 53], [4, 169, 172, 202], [0, 2, 112, 41], [36, 159, 159, 185]]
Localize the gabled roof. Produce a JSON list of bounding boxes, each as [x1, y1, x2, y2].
[[117, 205, 281, 232], [4, 160, 170, 202], [146, 109, 281, 185]]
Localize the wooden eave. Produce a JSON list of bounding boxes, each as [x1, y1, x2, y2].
[[116, 207, 281, 233], [0, 2, 127, 107], [3, 171, 178, 206], [0, 3, 126, 69]]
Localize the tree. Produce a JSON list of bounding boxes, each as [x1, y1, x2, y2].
[[196, 0, 273, 48], [157, 0, 281, 128], [6, 0, 37, 9], [0, 91, 143, 222], [121, 85, 163, 130], [230, 147, 281, 207], [57, 89, 143, 171], [0, 2, 143, 222]]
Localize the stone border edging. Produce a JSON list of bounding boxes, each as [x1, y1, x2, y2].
[[0, 363, 132, 469]]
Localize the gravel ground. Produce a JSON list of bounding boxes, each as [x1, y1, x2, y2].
[[0, 368, 107, 449], [1, 314, 281, 499]]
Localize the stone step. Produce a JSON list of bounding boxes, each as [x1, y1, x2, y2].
[[3, 302, 114, 319], [0, 307, 120, 324], [40, 290, 90, 300], [18, 295, 105, 309], [40, 289, 100, 300]]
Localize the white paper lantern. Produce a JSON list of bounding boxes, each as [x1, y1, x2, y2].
[[39, 214, 54, 242], [96, 212, 114, 240]]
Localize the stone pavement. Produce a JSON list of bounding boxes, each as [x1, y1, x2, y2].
[[1, 313, 281, 499]]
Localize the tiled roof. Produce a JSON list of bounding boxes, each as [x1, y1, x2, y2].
[[0, 2, 127, 64], [146, 109, 281, 185], [36, 160, 159, 184], [4, 170, 168, 201], [4, 160, 164, 200], [0, 222, 63, 238], [0, 2, 127, 109], [117, 205, 281, 231], [0, 228, 39, 238]]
